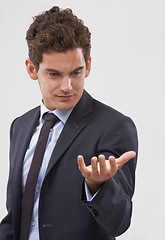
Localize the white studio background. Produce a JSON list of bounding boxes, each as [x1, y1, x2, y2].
[[0, 0, 165, 239]]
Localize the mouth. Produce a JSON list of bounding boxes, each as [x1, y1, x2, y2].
[[56, 95, 74, 100], [59, 95, 73, 98]]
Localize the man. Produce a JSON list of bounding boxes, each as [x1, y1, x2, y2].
[[0, 6, 138, 240]]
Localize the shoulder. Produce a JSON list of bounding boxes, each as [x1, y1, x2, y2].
[[91, 98, 138, 158], [81, 90, 125, 119], [82, 90, 137, 129], [10, 106, 40, 135], [18, 106, 40, 119], [13, 106, 40, 123], [93, 98, 134, 127], [93, 98, 124, 118]]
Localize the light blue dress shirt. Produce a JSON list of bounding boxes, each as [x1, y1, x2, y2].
[[23, 102, 72, 240], [22, 102, 95, 240]]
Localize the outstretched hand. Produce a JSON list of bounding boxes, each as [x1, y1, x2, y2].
[[77, 151, 136, 195]]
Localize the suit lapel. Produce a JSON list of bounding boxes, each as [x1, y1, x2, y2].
[[12, 107, 40, 234], [12, 107, 40, 193], [45, 91, 93, 176]]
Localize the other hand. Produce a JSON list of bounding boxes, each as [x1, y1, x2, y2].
[[77, 151, 136, 195]]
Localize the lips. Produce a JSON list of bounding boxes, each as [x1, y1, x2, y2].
[[56, 95, 74, 101], [58, 95, 73, 98]]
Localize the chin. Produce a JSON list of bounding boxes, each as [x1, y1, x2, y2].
[[57, 105, 74, 111], [57, 102, 77, 111], [57, 98, 81, 110]]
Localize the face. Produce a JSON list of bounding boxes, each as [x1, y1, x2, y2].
[[26, 48, 91, 110]]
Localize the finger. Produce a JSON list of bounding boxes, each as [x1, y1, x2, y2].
[[99, 155, 107, 175], [116, 151, 136, 169], [109, 156, 118, 176], [77, 155, 89, 177], [91, 156, 99, 176]]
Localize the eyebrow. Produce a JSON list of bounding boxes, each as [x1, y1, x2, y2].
[[46, 66, 84, 74]]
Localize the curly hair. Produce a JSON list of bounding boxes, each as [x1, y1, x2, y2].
[[26, 6, 91, 71]]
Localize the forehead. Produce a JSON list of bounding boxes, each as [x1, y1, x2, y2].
[[40, 48, 86, 72]]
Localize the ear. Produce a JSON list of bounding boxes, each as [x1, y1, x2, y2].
[[85, 57, 91, 78], [25, 58, 38, 80]]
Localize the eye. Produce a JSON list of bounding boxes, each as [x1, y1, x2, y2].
[[71, 71, 81, 76], [48, 72, 60, 77]]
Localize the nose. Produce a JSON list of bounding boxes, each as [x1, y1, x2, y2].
[[60, 77, 72, 93]]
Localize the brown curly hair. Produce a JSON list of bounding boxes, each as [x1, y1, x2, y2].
[[26, 6, 91, 71]]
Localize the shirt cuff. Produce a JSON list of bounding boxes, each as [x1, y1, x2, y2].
[[84, 181, 100, 201]]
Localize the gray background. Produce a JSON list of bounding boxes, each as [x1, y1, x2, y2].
[[0, 0, 165, 239]]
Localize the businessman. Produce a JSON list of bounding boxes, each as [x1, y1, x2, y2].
[[0, 6, 138, 240]]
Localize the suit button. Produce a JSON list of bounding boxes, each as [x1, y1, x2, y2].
[[32, 222, 36, 227]]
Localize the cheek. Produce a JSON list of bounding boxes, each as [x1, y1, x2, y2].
[[72, 77, 85, 90], [40, 82, 49, 95], [38, 81, 52, 100], [43, 81, 58, 94]]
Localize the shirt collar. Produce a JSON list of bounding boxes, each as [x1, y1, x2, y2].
[[40, 100, 73, 125]]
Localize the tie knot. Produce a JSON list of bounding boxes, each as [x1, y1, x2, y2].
[[44, 113, 59, 128]]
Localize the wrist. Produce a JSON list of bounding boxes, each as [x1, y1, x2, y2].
[[85, 179, 105, 195]]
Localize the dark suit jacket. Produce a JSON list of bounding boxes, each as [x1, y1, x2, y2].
[[0, 90, 138, 240]]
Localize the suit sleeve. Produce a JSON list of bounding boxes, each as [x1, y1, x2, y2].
[[0, 119, 17, 240], [83, 115, 138, 237]]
